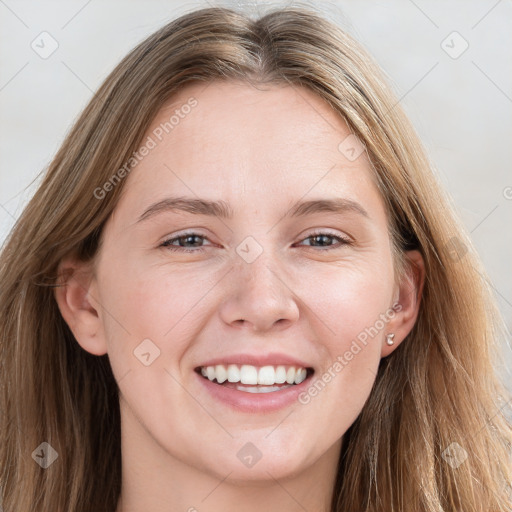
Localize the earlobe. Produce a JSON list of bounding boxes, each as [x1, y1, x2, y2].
[[53, 258, 108, 356], [382, 250, 425, 356]]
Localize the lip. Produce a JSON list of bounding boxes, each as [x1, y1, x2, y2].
[[195, 369, 315, 413], [195, 352, 313, 370]]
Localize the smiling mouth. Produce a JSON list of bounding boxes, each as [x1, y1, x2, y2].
[[194, 364, 315, 393]]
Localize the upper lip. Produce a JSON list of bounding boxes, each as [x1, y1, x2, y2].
[[196, 352, 314, 370]]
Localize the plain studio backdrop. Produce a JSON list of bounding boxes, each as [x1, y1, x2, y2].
[[0, 0, 511, 396]]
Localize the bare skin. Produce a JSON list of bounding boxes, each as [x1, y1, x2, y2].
[[55, 80, 424, 512]]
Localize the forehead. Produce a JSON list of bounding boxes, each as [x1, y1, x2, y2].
[[116, 80, 380, 219]]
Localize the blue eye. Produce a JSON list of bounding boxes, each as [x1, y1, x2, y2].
[[160, 230, 351, 253]]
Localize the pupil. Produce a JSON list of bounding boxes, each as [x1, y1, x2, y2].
[[184, 235, 200, 246], [314, 235, 330, 246]]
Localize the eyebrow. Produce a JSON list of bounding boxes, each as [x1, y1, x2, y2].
[[136, 195, 369, 223]]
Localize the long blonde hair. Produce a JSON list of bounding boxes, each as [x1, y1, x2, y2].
[[1, 5, 511, 511]]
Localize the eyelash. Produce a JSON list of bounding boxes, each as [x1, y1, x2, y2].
[[160, 230, 352, 253]]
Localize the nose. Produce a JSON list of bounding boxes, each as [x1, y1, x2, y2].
[[218, 254, 300, 332]]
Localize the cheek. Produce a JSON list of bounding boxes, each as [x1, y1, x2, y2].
[[95, 264, 210, 427], [309, 259, 394, 347], [299, 262, 393, 422], [96, 260, 219, 369]]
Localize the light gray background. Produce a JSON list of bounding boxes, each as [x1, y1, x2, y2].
[[1, 0, 511, 391]]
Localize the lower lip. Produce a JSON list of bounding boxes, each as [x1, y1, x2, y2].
[[195, 371, 314, 413]]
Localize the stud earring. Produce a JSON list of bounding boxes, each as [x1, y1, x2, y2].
[[386, 333, 395, 346]]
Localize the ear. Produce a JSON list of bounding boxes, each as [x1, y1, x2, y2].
[[381, 250, 425, 357], [53, 256, 108, 356]]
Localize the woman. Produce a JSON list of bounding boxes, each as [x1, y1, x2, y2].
[[0, 5, 510, 511]]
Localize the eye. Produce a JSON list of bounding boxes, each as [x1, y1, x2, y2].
[[295, 230, 352, 251], [161, 232, 211, 253], [161, 230, 352, 253]]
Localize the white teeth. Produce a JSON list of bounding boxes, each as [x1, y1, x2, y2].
[[215, 364, 227, 383], [275, 365, 287, 383], [258, 365, 276, 385], [240, 365, 258, 385], [294, 368, 307, 384], [227, 364, 240, 382], [199, 363, 310, 386]]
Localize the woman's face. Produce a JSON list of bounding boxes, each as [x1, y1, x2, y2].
[[61, 80, 422, 484]]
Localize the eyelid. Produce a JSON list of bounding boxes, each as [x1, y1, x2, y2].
[[297, 227, 353, 243], [160, 230, 213, 248]]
